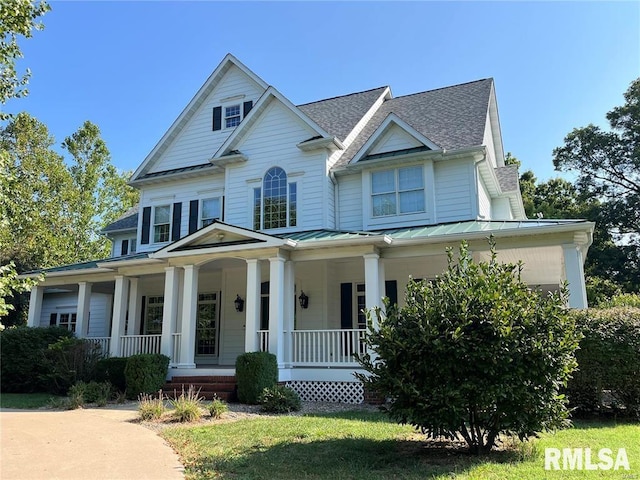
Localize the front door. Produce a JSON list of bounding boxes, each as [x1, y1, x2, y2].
[[195, 292, 220, 364]]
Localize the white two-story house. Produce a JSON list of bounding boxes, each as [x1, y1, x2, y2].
[[24, 54, 594, 403]]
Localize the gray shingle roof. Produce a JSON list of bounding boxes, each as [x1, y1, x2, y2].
[[495, 165, 520, 192], [334, 78, 494, 166], [298, 87, 388, 141], [102, 205, 139, 233]]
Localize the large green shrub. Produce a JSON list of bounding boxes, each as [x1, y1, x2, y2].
[[124, 353, 170, 399], [95, 357, 128, 393], [567, 307, 640, 418], [41, 337, 103, 394], [356, 240, 580, 454], [235, 351, 277, 404], [0, 326, 74, 392]]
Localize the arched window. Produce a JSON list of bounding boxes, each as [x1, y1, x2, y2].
[[253, 167, 297, 230]]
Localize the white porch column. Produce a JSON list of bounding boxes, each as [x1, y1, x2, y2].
[[27, 285, 44, 327], [283, 260, 295, 366], [268, 255, 286, 367], [161, 267, 180, 361], [178, 265, 199, 368], [563, 243, 588, 309], [109, 276, 130, 357], [75, 282, 92, 338], [244, 259, 261, 353], [363, 253, 382, 329], [127, 277, 141, 336]]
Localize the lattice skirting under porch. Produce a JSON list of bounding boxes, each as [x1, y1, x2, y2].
[[285, 381, 364, 404]]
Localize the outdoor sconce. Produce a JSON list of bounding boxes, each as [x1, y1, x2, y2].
[[298, 290, 309, 309], [234, 294, 245, 312]]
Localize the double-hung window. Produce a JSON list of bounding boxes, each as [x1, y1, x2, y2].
[[201, 198, 221, 227], [224, 105, 241, 128], [144, 296, 164, 334], [49, 312, 77, 333], [153, 205, 171, 243], [371, 165, 425, 217]]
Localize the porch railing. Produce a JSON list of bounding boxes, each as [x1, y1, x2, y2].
[[172, 333, 181, 363], [291, 329, 365, 366], [258, 330, 269, 352], [86, 337, 110, 357], [120, 334, 161, 357]]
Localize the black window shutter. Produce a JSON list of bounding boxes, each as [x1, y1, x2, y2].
[[243, 101, 253, 117], [212, 106, 222, 131], [140, 296, 146, 335], [171, 202, 182, 241], [49, 313, 57, 326], [121, 239, 129, 256], [220, 196, 225, 222], [141, 206, 152, 244], [385, 280, 398, 307], [340, 283, 353, 329], [189, 200, 199, 234]]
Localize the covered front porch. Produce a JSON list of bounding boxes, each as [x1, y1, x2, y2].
[[26, 220, 594, 386]]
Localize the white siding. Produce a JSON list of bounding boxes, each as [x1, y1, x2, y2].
[[219, 266, 246, 365], [39, 292, 112, 337], [434, 159, 475, 223], [224, 100, 329, 231], [369, 124, 422, 155], [492, 197, 513, 220], [478, 176, 492, 219], [483, 110, 498, 169], [150, 65, 265, 173], [295, 261, 328, 330], [336, 173, 363, 230], [136, 174, 225, 253]]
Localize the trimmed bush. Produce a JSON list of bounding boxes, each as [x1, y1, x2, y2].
[[567, 307, 640, 418], [259, 385, 301, 413], [95, 357, 128, 393], [124, 353, 170, 399], [235, 351, 277, 404], [0, 326, 74, 393]]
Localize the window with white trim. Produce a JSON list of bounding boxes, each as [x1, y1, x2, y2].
[[224, 104, 241, 128], [201, 197, 221, 227], [144, 296, 164, 334], [153, 205, 171, 243], [371, 165, 425, 217], [253, 167, 297, 230], [50, 312, 77, 333]]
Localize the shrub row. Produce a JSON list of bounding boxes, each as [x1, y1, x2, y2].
[[567, 307, 640, 418], [0, 327, 169, 398]]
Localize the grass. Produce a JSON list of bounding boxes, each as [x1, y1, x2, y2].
[[0, 392, 61, 409], [162, 411, 640, 480]]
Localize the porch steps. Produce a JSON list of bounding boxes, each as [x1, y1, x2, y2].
[[162, 376, 237, 402]]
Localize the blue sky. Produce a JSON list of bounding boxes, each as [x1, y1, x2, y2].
[[5, 1, 639, 181]]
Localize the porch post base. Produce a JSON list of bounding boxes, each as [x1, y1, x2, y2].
[[172, 363, 197, 369]]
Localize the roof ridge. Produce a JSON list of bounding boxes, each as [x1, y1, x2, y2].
[[390, 78, 493, 101], [297, 86, 388, 107]]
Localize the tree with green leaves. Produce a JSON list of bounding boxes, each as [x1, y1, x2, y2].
[[0, 0, 50, 116], [356, 240, 579, 454], [553, 78, 640, 246], [1, 113, 138, 324]]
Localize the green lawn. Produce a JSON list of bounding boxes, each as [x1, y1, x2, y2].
[[0, 392, 60, 409], [162, 411, 640, 480]]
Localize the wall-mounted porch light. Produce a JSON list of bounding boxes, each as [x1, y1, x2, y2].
[[298, 290, 309, 309], [234, 294, 245, 312]]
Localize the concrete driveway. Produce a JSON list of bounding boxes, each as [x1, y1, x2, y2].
[[0, 405, 184, 480]]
